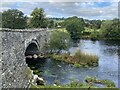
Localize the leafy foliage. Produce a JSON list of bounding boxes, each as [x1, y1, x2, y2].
[[85, 19, 102, 29], [48, 20, 54, 28], [48, 29, 71, 53], [63, 16, 85, 41], [29, 8, 48, 28], [100, 19, 120, 40], [2, 9, 27, 29]]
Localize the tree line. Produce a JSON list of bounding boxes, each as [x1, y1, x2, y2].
[[1, 8, 120, 40], [1, 8, 55, 29]]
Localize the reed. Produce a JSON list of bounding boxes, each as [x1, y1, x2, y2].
[[74, 50, 99, 66], [51, 50, 99, 67]]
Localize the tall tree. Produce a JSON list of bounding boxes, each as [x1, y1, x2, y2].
[[100, 20, 113, 38], [2, 9, 27, 29], [29, 8, 48, 28], [65, 16, 85, 41], [100, 19, 120, 40], [48, 20, 54, 28]]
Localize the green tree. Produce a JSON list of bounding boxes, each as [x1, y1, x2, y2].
[[111, 19, 120, 39], [100, 20, 113, 38], [2, 9, 27, 29], [48, 20, 54, 28], [100, 19, 120, 40], [64, 16, 85, 41], [48, 30, 71, 53], [85, 20, 102, 29], [29, 8, 48, 28]]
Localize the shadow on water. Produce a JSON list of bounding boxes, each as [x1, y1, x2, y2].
[[26, 58, 47, 70]]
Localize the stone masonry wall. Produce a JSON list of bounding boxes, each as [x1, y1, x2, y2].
[[0, 28, 52, 88], [0, 29, 2, 89]]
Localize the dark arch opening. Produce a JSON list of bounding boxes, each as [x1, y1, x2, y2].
[[25, 43, 40, 56], [25, 42, 49, 85], [25, 42, 40, 69], [25, 42, 46, 85]]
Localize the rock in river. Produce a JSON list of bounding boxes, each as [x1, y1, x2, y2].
[[33, 54, 38, 59], [32, 75, 45, 85]]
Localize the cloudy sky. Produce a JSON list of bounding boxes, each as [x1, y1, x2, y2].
[[1, 0, 119, 20]]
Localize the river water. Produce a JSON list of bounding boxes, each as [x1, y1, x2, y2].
[[28, 40, 120, 87]]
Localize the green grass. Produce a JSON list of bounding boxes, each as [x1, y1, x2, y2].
[[31, 80, 108, 89], [30, 78, 118, 89], [85, 76, 116, 88], [31, 82, 97, 89], [73, 63, 82, 68]]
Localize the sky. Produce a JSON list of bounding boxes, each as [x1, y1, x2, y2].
[[1, 0, 119, 20]]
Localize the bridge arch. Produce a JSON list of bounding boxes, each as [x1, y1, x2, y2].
[[25, 39, 40, 56]]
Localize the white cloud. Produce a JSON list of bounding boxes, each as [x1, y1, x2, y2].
[[74, 3, 79, 6], [1, 2, 118, 20]]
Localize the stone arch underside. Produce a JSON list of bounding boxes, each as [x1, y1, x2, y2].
[[25, 41, 40, 56]]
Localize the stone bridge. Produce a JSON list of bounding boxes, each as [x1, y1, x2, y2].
[[0, 28, 53, 88]]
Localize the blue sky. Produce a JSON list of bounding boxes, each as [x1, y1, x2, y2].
[[1, 1, 119, 20], [94, 2, 112, 7]]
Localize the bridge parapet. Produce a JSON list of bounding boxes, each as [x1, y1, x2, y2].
[[0, 28, 55, 32]]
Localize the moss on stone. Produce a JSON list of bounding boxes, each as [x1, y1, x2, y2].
[[33, 70, 40, 75], [24, 67, 33, 79]]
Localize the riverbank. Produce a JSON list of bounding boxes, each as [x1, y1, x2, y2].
[[31, 76, 116, 89]]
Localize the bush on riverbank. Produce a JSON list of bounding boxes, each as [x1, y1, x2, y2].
[[49, 50, 98, 67], [46, 29, 71, 54]]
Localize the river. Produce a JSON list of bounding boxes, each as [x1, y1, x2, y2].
[[27, 40, 120, 87]]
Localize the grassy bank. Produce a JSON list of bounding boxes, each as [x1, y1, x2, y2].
[[48, 50, 98, 67], [31, 76, 117, 89]]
